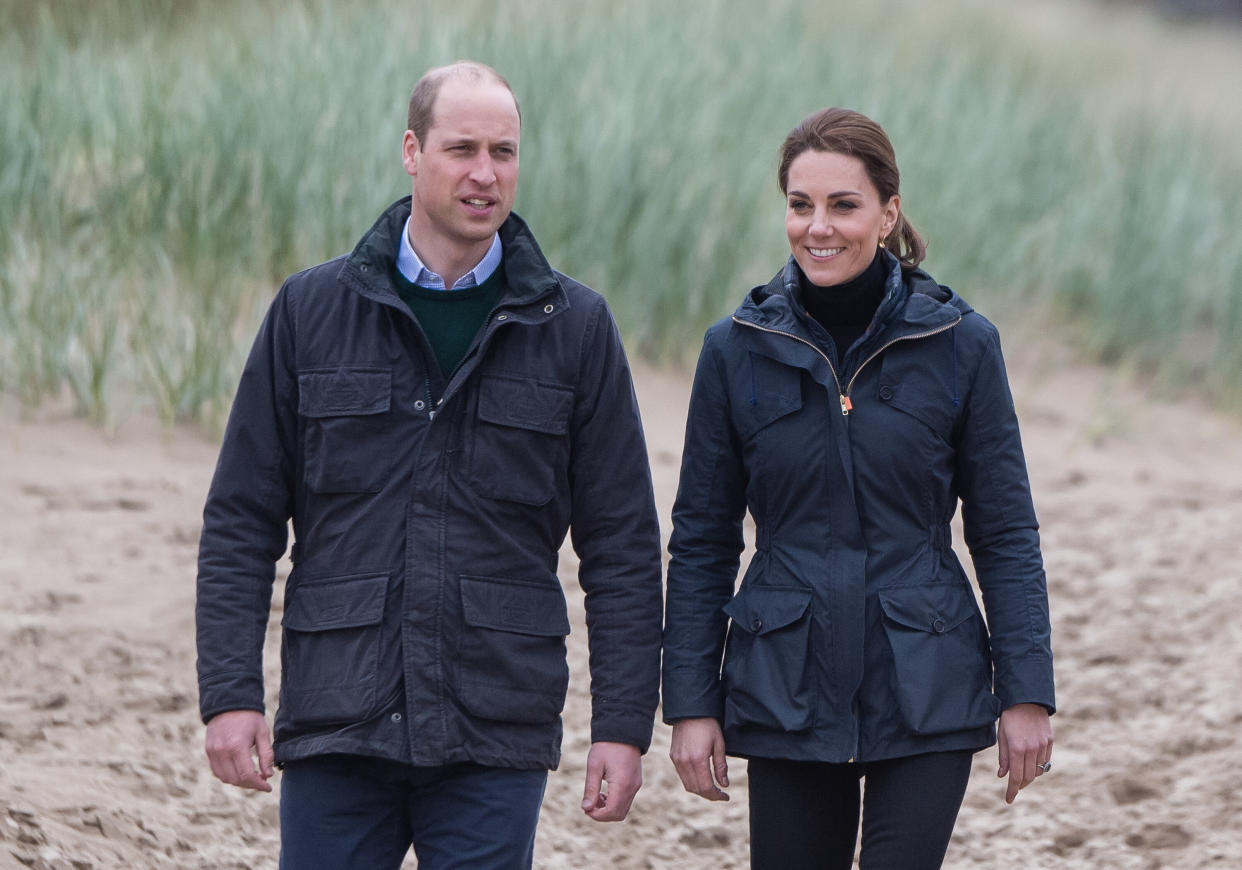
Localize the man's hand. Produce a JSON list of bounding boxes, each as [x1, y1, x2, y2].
[[581, 741, 642, 822], [997, 702, 1053, 804], [205, 709, 275, 792], [670, 717, 729, 801]]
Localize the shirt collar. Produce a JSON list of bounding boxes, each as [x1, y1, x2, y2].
[[397, 216, 502, 291]]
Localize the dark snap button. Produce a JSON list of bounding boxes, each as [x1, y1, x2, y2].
[[879, 385, 894, 401], [751, 618, 763, 632], [932, 617, 946, 633], [391, 712, 402, 723]]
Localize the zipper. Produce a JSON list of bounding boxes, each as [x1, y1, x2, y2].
[[733, 315, 961, 416], [423, 375, 436, 421], [434, 307, 515, 416]]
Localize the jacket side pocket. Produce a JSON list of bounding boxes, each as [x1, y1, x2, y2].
[[298, 367, 393, 493], [878, 583, 1000, 735], [279, 573, 388, 726], [457, 576, 571, 725], [721, 585, 814, 733]]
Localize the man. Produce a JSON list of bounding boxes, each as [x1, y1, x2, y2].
[[196, 61, 662, 869]]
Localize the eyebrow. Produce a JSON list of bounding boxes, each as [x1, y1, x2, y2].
[[441, 136, 518, 148], [787, 188, 863, 199]]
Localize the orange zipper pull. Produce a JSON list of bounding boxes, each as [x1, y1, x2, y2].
[[840, 394, 852, 416]]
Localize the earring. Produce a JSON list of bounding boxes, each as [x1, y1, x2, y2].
[[878, 236, 887, 249]]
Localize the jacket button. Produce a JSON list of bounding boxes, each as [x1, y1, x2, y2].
[[932, 617, 946, 633], [496, 314, 508, 321], [544, 304, 554, 314], [879, 385, 894, 401], [751, 618, 763, 632], [414, 400, 425, 410], [390, 712, 402, 723]]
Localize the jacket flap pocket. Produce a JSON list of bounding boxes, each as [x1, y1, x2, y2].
[[461, 576, 570, 637], [884, 390, 954, 442], [738, 354, 803, 434], [477, 376, 573, 435], [282, 573, 388, 632], [878, 584, 977, 634], [877, 351, 956, 440], [723, 586, 812, 636], [298, 367, 392, 417]]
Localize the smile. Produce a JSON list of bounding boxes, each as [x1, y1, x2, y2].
[[463, 197, 494, 208], [808, 247, 844, 258]]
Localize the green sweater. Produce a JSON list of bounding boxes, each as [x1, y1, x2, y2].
[[392, 263, 506, 379]]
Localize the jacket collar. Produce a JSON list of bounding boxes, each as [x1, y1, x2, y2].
[[338, 197, 566, 314], [734, 250, 970, 346]]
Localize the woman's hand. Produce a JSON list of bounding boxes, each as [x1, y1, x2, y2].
[[997, 702, 1053, 804], [670, 717, 730, 801]]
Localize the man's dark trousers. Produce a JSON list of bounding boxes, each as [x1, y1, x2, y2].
[[278, 753, 548, 869]]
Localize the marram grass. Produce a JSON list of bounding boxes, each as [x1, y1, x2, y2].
[[1, 0, 1240, 427]]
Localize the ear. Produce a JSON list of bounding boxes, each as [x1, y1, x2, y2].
[[402, 130, 420, 178], [881, 194, 901, 239]]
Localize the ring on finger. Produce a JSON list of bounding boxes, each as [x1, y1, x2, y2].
[[1036, 761, 1051, 773]]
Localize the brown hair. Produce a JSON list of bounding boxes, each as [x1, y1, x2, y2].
[[406, 61, 521, 146], [778, 107, 926, 270]]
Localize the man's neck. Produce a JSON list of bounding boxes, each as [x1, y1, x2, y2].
[[406, 220, 493, 290]]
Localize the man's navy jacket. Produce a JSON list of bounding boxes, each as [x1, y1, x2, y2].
[[197, 198, 663, 770]]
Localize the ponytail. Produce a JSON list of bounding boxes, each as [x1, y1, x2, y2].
[[883, 213, 926, 271]]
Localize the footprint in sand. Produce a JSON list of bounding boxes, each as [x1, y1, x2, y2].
[[1049, 826, 1090, 856], [1108, 776, 1160, 806], [1125, 823, 1193, 850]]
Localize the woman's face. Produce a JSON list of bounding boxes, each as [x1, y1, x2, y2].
[[785, 150, 899, 287]]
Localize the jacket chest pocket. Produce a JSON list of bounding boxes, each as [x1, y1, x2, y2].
[[878, 583, 1000, 735], [855, 353, 962, 495], [298, 367, 394, 493], [468, 375, 573, 506], [873, 343, 960, 445], [732, 354, 804, 444]]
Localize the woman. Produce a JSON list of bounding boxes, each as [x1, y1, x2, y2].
[[662, 108, 1055, 869]]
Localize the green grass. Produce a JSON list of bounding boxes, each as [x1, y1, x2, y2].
[[2, 0, 1240, 427]]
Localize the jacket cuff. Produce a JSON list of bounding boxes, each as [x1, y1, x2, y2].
[[198, 673, 266, 724], [995, 658, 1056, 715], [659, 676, 724, 725], [590, 705, 657, 754]]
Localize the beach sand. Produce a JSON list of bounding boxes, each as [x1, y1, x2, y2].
[[3, 346, 1241, 868]]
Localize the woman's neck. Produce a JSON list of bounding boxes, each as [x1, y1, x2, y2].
[[800, 248, 886, 327]]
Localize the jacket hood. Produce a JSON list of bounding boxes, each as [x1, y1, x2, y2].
[[736, 251, 972, 339]]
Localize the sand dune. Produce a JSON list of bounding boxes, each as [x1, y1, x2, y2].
[[3, 347, 1240, 868]]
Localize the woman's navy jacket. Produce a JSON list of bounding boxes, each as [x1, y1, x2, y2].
[[662, 254, 1055, 763], [196, 199, 663, 770]]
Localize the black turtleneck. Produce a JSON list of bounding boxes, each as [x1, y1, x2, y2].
[[800, 248, 887, 364]]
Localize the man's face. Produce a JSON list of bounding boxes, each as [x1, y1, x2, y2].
[[402, 78, 521, 265]]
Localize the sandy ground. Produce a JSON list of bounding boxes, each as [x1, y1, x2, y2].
[[3, 342, 1242, 870]]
